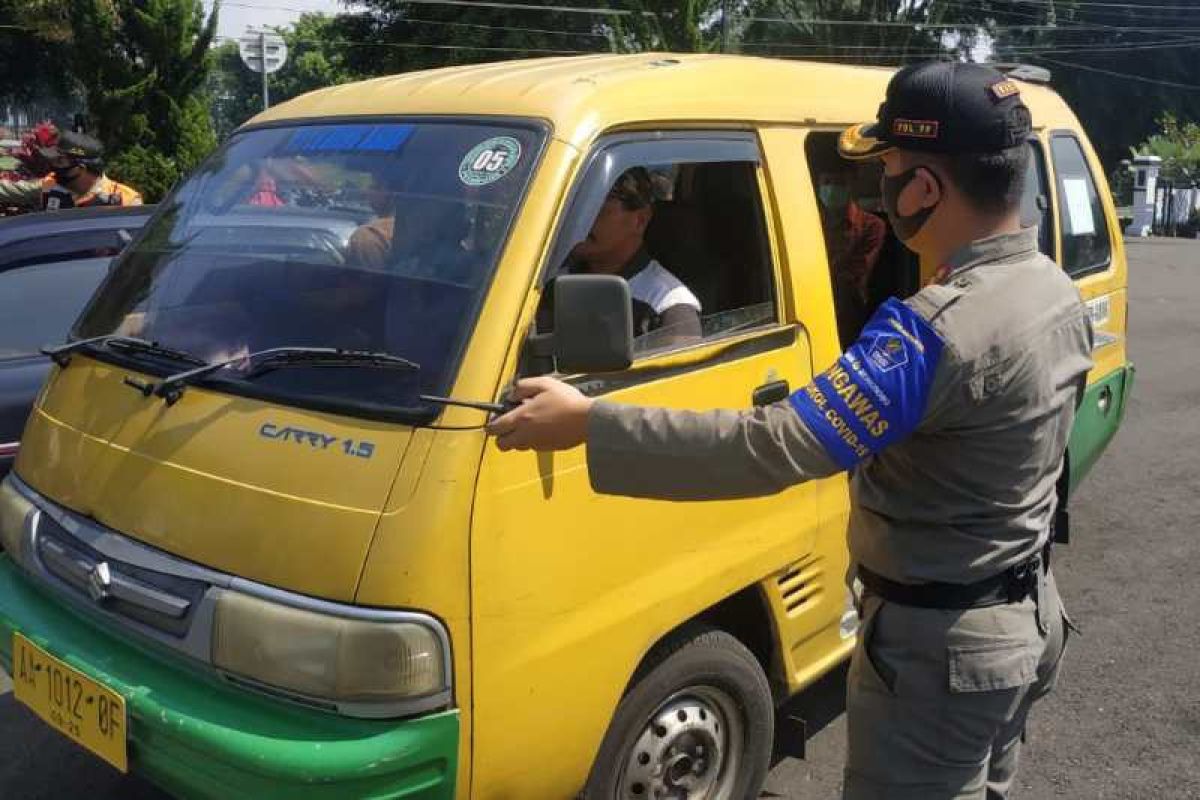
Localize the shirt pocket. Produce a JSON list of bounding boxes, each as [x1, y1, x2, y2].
[[948, 639, 1039, 693], [966, 345, 1017, 403]]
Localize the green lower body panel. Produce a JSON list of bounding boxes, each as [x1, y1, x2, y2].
[[1067, 363, 1135, 492], [0, 557, 458, 800]]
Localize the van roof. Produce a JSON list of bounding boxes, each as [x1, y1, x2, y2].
[[251, 53, 1082, 148]]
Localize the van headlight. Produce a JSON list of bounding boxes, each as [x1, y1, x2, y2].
[[212, 590, 449, 717], [0, 477, 34, 558]]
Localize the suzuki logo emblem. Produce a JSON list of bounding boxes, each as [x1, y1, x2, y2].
[[88, 561, 112, 603]]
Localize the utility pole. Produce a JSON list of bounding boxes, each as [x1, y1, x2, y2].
[[239, 29, 287, 113], [260, 30, 270, 111], [721, 0, 731, 53]]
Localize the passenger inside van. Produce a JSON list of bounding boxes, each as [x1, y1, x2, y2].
[[346, 168, 398, 269], [563, 167, 702, 348], [814, 156, 886, 345], [807, 133, 920, 347]]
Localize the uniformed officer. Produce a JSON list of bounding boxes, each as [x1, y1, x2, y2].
[[486, 61, 1093, 799], [0, 130, 142, 211]]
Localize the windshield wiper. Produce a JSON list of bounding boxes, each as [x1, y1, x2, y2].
[[150, 346, 421, 405], [419, 395, 518, 415], [42, 336, 207, 370]]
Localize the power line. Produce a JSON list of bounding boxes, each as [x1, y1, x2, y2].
[[397, 0, 648, 14], [215, 1, 1200, 34], [741, 35, 1200, 56], [1045, 0, 1200, 9], [219, 0, 649, 16], [213, 33, 590, 55], [395, 15, 608, 39], [215, 27, 1200, 62], [1032, 55, 1200, 90]]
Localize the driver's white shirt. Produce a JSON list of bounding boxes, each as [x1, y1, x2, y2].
[[627, 259, 702, 315]]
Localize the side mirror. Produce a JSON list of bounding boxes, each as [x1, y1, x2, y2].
[[528, 274, 633, 374]]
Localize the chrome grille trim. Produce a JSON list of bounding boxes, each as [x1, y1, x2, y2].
[[5, 473, 453, 719]]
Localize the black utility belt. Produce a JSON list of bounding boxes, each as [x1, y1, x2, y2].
[[858, 555, 1046, 610]]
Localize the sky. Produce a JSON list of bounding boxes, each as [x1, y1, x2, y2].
[[204, 0, 354, 41]]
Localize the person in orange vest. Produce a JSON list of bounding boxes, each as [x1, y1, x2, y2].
[[0, 131, 141, 211]]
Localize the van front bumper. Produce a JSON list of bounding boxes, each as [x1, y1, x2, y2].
[[0, 555, 458, 800]]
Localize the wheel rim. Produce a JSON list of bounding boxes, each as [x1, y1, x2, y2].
[[617, 685, 745, 800]]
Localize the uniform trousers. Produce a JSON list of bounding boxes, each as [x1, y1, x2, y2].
[[843, 568, 1068, 799]]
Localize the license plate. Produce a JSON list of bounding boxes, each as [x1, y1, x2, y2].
[[11, 633, 128, 772]]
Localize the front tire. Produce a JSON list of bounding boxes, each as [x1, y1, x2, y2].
[[583, 628, 774, 800]]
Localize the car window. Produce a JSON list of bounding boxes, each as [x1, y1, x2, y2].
[[0, 228, 130, 270], [1020, 140, 1055, 259], [1050, 134, 1112, 278], [805, 131, 918, 348], [535, 134, 778, 368], [0, 257, 112, 359]]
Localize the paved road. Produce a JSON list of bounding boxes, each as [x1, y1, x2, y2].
[[1, 238, 1196, 798]]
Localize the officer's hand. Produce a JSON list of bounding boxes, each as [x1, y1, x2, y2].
[[486, 377, 594, 452]]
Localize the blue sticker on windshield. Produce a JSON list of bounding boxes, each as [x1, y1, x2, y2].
[[283, 124, 414, 154], [788, 298, 944, 469]]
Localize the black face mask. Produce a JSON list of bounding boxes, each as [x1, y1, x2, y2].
[[881, 166, 942, 242]]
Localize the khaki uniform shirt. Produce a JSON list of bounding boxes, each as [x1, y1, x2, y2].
[[586, 228, 1094, 585], [0, 175, 142, 209]]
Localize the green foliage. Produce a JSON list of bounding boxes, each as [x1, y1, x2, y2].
[[1136, 113, 1200, 185], [107, 143, 178, 201], [990, 0, 1200, 171], [606, 1, 723, 52], [741, 0, 980, 64], [332, 0, 607, 76], [62, 0, 218, 201], [1108, 164, 1133, 207], [0, 0, 76, 119]]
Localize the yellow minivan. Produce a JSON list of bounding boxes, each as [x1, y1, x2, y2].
[[0, 55, 1131, 799]]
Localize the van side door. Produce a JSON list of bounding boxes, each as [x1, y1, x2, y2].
[[470, 130, 822, 796]]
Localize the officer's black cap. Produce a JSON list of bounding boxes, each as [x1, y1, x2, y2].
[[40, 131, 105, 170], [839, 61, 1033, 160]]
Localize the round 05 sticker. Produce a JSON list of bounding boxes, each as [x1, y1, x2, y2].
[[458, 137, 522, 186]]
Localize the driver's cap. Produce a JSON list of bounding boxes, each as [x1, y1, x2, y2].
[[839, 61, 1033, 161]]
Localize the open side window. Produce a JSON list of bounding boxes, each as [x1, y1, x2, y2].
[[1020, 138, 1055, 260], [527, 132, 781, 376], [804, 131, 919, 349]]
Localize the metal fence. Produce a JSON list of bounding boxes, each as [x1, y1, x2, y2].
[[1153, 181, 1200, 237]]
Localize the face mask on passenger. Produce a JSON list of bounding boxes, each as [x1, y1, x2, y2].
[[818, 183, 851, 211], [881, 165, 942, 242]]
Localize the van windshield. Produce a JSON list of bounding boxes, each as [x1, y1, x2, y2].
[[75, 120, 544, 420]]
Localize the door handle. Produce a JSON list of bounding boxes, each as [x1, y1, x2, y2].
[[1097, 385, 1114, 415], [752, 380, 790, 406]]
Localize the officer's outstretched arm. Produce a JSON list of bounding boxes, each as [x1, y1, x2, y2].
[[587, 297, 951, 501]]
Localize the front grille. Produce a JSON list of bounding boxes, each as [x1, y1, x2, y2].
[[36, 514, 206, 638], [776, 555, 824, 618]]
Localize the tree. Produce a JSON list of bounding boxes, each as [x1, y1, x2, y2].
[[0, 0, 76, 125], [739, 0, 982, 65], [1136, 113, 1200, 185], [209, 13, 367, 139], [334, 0, 611, 76], [989, 0, 1200, 172], [606, 1, 724, 52], [63, 0, 218, 201]]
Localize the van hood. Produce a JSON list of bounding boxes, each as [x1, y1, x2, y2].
[[15, 357, 411, 602]]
